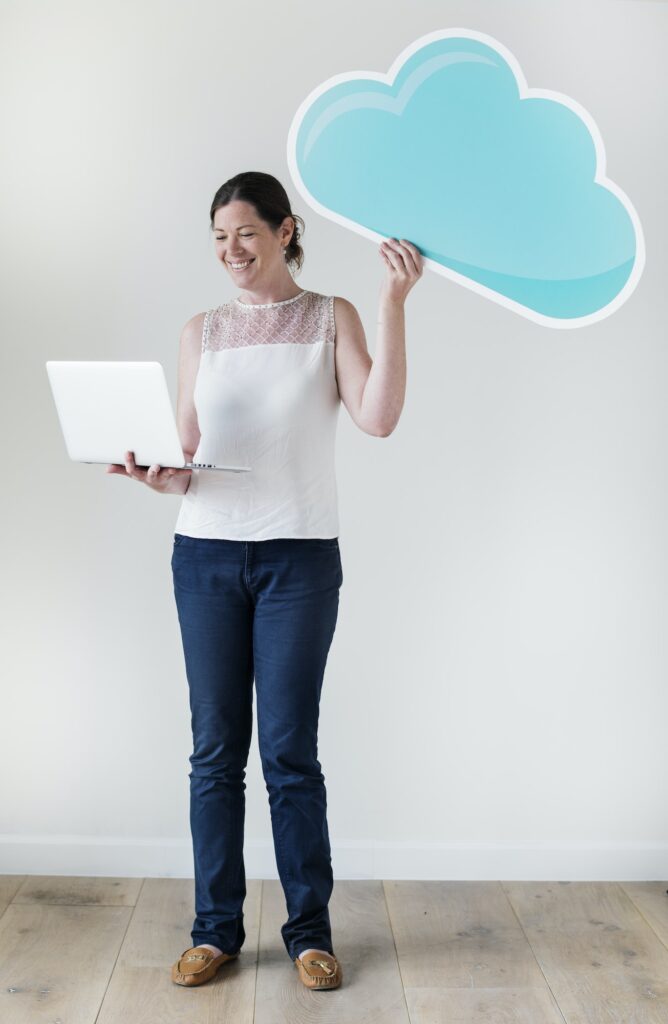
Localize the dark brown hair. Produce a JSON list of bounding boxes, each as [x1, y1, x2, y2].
[[209, 171, 305, 275]]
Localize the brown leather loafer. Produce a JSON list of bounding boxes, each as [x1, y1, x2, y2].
[[294, 951, 342, 989], [171, 945, 239, 986]]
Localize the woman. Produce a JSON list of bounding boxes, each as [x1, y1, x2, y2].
[[107, 171, 423, 990]]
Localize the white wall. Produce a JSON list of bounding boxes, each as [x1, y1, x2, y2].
[[2, 0, 667, 879]]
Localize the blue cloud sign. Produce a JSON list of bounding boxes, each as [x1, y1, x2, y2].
[[287, 28, 644, 328]]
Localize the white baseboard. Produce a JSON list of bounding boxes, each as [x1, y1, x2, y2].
[[0, 836, 666, 879]]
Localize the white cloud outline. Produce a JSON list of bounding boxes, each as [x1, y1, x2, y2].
[[286, 27, 646, 330]]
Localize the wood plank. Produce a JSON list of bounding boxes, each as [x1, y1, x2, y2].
[[253, 879, 410, 1023], [406, 986, 567, 1022], [0, 900, 131, 1023], [0, 876, 26, 907], [504, 880, 668, 1023], [384, 880, 555, 988], [13, 874, 142, 906], [0, 875, 26, 931], [621, 882, 668, 948], [384, 880, 564, 1023], [96, 877, 261, 1024]]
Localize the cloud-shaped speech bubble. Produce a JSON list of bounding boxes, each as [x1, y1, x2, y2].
[[287, 29, 644, 329]]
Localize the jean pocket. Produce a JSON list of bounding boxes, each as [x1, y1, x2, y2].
[[173, 533, 186, 546]]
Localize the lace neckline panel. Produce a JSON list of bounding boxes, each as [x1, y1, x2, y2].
[[203, 291, 335, 352], [234, 289, 309, 310]]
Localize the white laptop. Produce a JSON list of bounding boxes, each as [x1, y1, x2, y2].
[[45, 361, 251, 472]]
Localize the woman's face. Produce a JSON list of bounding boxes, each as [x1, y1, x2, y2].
[[212, 199, 292, 283]]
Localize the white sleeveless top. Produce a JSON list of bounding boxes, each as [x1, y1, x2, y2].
[[174, 288, 341, 540]]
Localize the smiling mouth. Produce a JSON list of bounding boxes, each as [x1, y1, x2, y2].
[[228, 258, 255, 270]]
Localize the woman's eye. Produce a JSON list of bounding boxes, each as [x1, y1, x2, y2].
[[216, 233, 253, 240]]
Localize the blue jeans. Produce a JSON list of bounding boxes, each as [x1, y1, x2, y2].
[[171, 533, 343, 961]]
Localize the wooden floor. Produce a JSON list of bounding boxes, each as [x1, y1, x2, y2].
[[0, 875, 667, 1022]]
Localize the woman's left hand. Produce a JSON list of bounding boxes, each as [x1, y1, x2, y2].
[[379, 237, 424, 303]]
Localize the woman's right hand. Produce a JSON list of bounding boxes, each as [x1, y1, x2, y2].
[[106, 450, 192, 494]]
